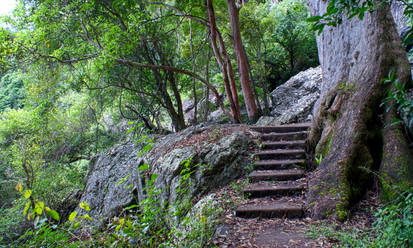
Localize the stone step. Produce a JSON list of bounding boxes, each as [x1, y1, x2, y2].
[[254, 159, 306, 170], [260, 131, 309, 141], [249, 169, 305, 182], [251, 123, 311, 133], [243, 183, 306, 198], [235, 203, 305, 218], [255, 149, 306, 160], [261, 140, 306, 150]]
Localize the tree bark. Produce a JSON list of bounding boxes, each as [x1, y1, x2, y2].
[[167, 71, 186, 131], [227, 0, 259, 122], [203, 45, 212, 122], [205, 0, 241, 123], [307, 1, 413, 220], [189, 19, 198, 124]]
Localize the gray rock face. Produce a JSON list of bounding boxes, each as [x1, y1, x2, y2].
[[77, 124, 255, 226], [147, 124, 254, 207], [208, 109, 226, 123], [77, 142, 144, 226], [183, 94, 221, 124], [256, 66, 321, 125], [391, 1, 409, 37]]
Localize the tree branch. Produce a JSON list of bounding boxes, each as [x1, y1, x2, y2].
[[146, 1, 209, 27], [115, 58, 233, 119]]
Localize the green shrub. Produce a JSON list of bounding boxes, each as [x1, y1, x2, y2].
[[307, 189, 413, 248], [372, 190, 413, 247], [12, 138, 220, 247]]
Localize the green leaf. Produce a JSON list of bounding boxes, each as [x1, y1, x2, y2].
[[124, 204, 138, 210], [46, 209, 60, 221], [23, 200, 31, 216], [24, 190, 32, 199], [73, 221, 81, 229], [83, 214, 93, 221], [306, 16, 323, 22], [151, 174, 159, 181], [34, 206, 42, 215], [143, 144, 151, 153], [126, 127, 134, 135], [79, 201, 91, 211], [139, 163, 149, 171], [69, 211, 77, 223]]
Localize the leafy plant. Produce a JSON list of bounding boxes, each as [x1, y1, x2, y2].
[[107, 157, 217, 248], [381, 72, 413, 132], [17, 201, 94, 248], [307, 188, 413, 248], [315, 154, 323, 165]]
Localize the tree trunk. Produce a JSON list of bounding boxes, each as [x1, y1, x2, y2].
[[203, 45, 211, 122], [243, 44, 262, 115], [227, 0, 259, 122], [307, 1, 413, 220], [189, 19, 198, 124], [167, 71, 186, 131], [205, 0, 241, 123]]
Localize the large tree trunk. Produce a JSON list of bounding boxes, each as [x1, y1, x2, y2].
[[227, 0, 259, 122], [307, 1, 413, 220]]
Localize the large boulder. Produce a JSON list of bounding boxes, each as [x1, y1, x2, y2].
[[256, 66, 322, 125], [76, 124, 255, 227], [147, 124, 254, 207], [76, 142, 144, 226]]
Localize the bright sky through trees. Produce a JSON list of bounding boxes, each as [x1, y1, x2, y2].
[[0, 0, 16, 15]]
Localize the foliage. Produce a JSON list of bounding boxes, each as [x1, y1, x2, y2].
[[381, 72, 413, 134], [307, 0, 378, 34], [307, 189, 413, 248], [307, 0, 413, 52], [9, 134, 220, 247], [0, 71, 25, 111], [240, 0, 318, 96], [105, 157, 219, 248], [0, 66, 121, 245], [16, 201, 96, 248]]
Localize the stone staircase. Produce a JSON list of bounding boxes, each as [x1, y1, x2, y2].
[[235, 122, 311, 219]]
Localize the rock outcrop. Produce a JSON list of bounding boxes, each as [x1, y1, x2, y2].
[[77, 142, 144, 226], [76, 124, 255, 227], [183, 94, 222, 124], [256, 66, 321, 126], [147, 124, 254, 207]]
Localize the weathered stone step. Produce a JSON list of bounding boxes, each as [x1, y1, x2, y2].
[[251, 123, 311, 133], [235, 203, 304, 218], [249, 169, 305, 182], [260, 131, 309, 141], [255, 149, 306, 160], [254, 159, 305, 170], [243, 183, 305, 198], [261, 140, 306, 150]]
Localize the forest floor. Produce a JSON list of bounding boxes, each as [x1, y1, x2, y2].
[[210, 177, 380, 248]]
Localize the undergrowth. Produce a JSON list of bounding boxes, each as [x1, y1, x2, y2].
[[307, 188, 413, 248], [7, 131, 222, 247]]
